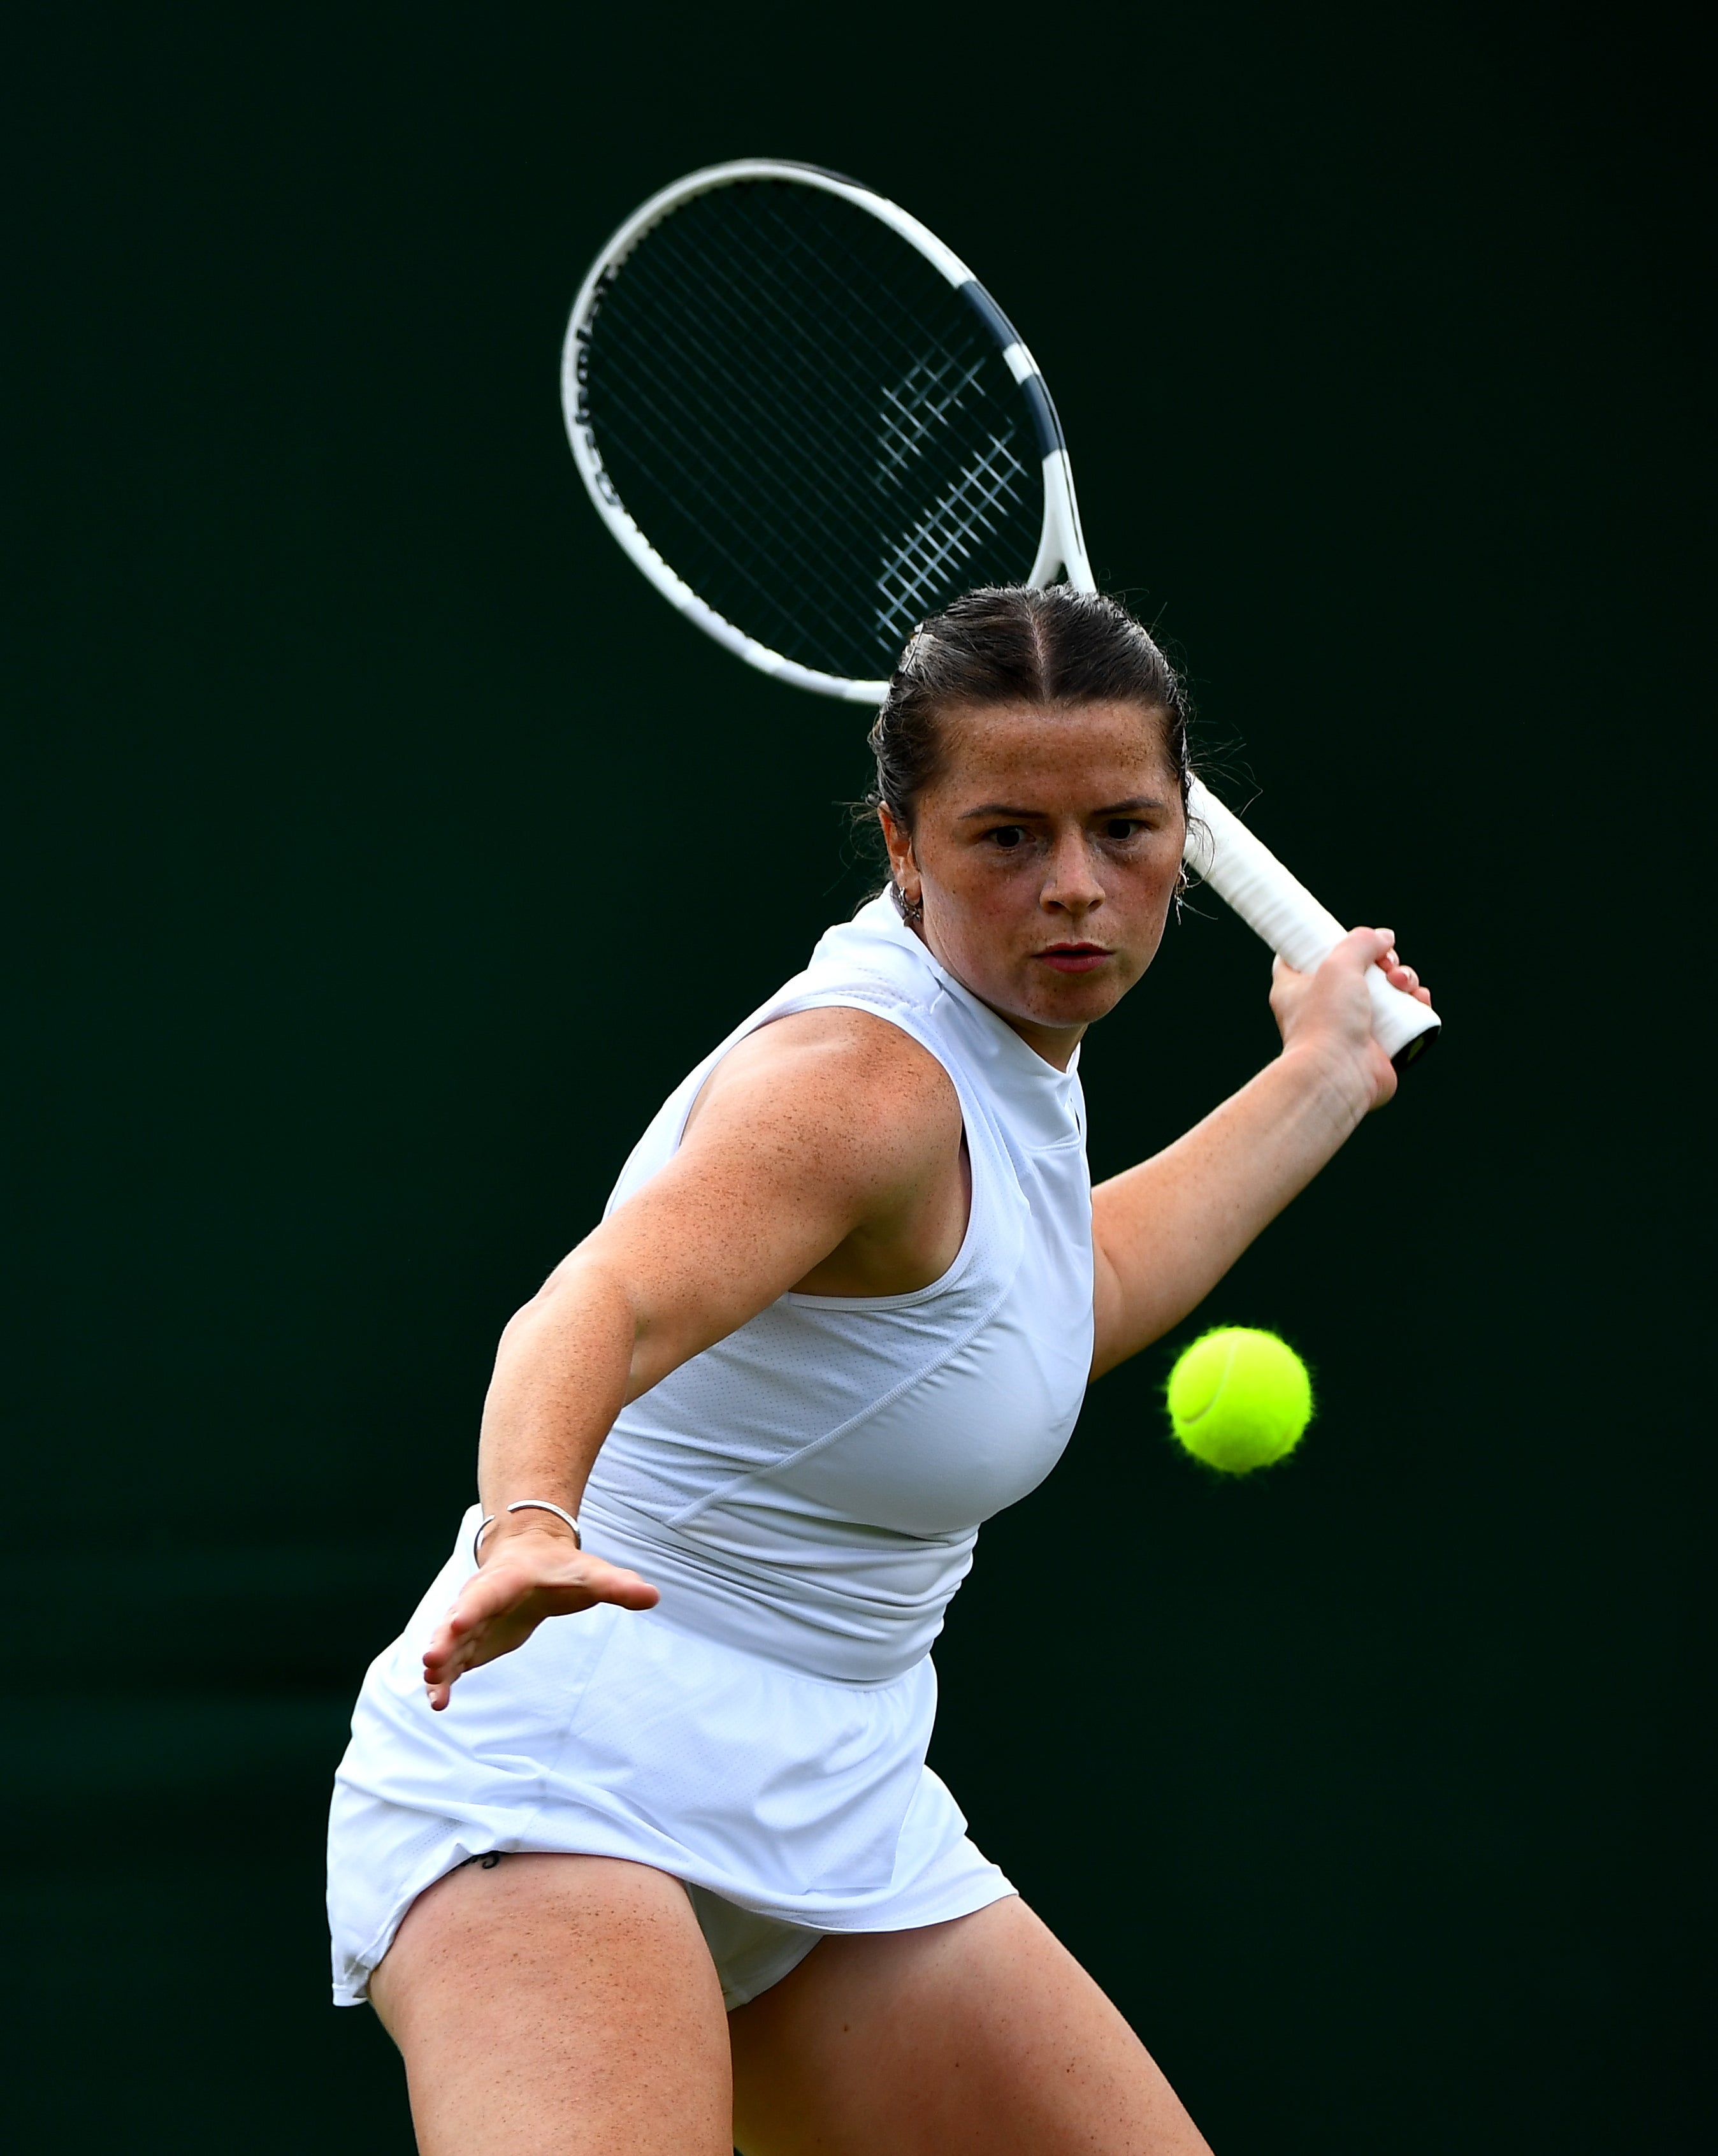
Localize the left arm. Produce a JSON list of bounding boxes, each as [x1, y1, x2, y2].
[[1089, 927, 1431, 1378]]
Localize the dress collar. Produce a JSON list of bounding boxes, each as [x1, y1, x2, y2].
[[854, 894, 1084, 1147]]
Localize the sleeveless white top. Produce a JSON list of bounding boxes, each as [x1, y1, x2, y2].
[[326, 892, 1095, 2005], [584, 888, 1095, 1682]]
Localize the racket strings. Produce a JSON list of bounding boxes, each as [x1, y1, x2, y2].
[[602, 240, 907, 652], [598, 195, 1018, 647], [636, 219, 887, 481], [616, 228, 908, 612], [626, 206, 949, 551], [621, 211, 909, 514], [875, 435, 1031, 645], [582, 180, 1044, 681], [591, 291, 862, 647], [876, 354, 990, 488]]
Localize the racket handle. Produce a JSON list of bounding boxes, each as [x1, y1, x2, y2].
[[1185, 779, 1441, 1070]]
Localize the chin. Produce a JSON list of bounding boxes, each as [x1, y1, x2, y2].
[[1019, 981, 1127, 1028]]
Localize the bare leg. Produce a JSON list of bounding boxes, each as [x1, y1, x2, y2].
[[370, 1853, 732, 2156], [728, 1895, 1211, 2156]]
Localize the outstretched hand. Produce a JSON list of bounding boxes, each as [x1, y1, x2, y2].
[[422, 1524, 659, 1711], [1269, 928, 1433, 1113]]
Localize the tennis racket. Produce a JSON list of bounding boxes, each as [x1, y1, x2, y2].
[[560, 160, 1439, 1067]]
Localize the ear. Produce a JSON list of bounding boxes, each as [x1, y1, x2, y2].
[[877, 805, 921, 906]]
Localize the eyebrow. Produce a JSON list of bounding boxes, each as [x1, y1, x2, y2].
[[956, 796, 1169, 821]]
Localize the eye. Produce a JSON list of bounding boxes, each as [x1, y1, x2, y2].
[[986, 825, 1027, 850], [1104, 818, 1145, 841]]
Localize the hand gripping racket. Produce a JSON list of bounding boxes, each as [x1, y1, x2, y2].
[[561, 161, 1440, 1067]]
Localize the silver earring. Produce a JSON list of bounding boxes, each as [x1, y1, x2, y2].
[[897, 884, 925, 926]]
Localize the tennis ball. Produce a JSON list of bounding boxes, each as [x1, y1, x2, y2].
[[1166, 1327, 1313, 1473]]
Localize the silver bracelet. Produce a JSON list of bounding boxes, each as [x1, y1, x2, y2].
[[472, 1500, 583, 1565]]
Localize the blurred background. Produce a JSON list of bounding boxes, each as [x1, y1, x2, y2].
[[6, 3, 1708, 2148]]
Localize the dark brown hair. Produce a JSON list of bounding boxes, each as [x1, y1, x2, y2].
[[861, 587, 1194, 848]]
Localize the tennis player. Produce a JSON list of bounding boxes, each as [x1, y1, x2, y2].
[[328, 586, 1431, 2154]]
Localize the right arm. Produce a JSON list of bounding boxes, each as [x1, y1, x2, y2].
[[421, 1009, 962, 1709]]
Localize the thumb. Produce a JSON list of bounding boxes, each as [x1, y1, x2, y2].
[[1329, 925, 1394, 973], [578, 1556, 661, 1612]]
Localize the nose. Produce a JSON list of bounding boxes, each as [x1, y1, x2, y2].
[[1041, 828, 1104, 916]]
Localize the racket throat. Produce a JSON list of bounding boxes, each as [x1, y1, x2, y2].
[[1029, 450, 1095, 592]]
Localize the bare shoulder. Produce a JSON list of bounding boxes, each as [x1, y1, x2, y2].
[[682, 1006, 960, 1194]]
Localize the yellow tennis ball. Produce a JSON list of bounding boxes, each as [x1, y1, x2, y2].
[[1166, 1327, 1313, 1473]]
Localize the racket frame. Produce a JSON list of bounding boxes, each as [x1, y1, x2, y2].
[[562, 161, 1440, 1067], [562, 159, 1086, 705]]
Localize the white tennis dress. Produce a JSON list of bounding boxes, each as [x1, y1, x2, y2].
[[327, 891, 1095, 2008]]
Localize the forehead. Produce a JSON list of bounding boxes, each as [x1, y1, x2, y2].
[[931, 699, 1175, 793]]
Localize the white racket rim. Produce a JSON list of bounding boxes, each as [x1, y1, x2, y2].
[[560, 159, 1092, 704]]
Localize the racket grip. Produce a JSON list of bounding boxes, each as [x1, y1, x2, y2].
[[1185, 778, 1440, 1069]]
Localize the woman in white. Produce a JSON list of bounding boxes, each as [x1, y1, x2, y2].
[[328, 586, 1431, 2153]]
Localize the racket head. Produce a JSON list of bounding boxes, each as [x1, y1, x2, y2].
[[563, 161, 1090, 700]]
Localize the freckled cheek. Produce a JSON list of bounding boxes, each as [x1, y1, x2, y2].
[[958, 871, 1031, 922], [1116, 871, 1178, 951]]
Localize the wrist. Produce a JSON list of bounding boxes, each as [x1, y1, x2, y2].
[[473, 1498, 583, 1565], [1275, 1038, 1374, 1130], [486, 1514, 580, 1544]]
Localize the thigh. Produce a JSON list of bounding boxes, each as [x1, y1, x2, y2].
[[370, 1852, 732, 2156], [728, 1895, 1211, 2156]]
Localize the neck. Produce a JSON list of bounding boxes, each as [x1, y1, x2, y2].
[[906, 918, 1084, 1071], [996, 1012, 1085, 1071]]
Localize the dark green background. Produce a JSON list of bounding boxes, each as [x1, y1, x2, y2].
[[7, 4, 1707, 2148]]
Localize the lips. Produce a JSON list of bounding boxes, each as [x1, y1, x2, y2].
[[1036, 943, 1112, 975]]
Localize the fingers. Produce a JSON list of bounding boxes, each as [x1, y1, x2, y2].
[[422, 1609, 486, 1700], [1271, 929, 1431, 1111], [421, 1551, 660, 1707], [1283, 926, 1394, 985], [1322, 927, 1432, 1004], [1278, 929, 1431, 1008], [1375, 941, 1431, 1005], [1347, 925, 1397, 968]]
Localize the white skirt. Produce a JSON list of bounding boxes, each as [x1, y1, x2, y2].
[[327, 1508, 1014, 2008]]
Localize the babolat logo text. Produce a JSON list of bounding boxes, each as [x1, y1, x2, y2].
[[579, 265, 619, 331], [570, 269, 624, 505], [570, 341, 619, 503]]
